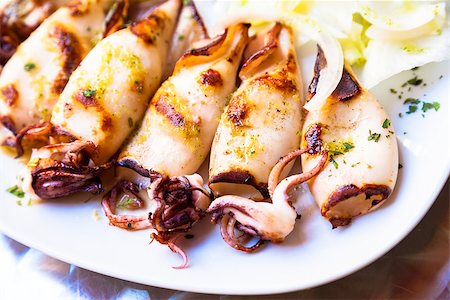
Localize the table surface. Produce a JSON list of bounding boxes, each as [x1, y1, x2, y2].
[[0, 178, 448, 300]]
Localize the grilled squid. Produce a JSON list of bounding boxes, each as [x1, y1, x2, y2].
[[0, 0, 70, 66], [0, 0, 128, 151], [163, 0, 207, 79], [208, 149, 328, 251], [19, 0, 181, 200], [208, 23, 303, 200], [301, 47, 399, 228], [103, 23, 250, 268], [207, 23, 320, 251]]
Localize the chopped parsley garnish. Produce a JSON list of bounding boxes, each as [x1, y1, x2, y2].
[[411, 66, 419, 71], [117, 196, 138, 209], [351, 162, 361, 168], [406, 76, 423, 86], [406, 105, 418, 114], [178, 34, 185, 41], [24, 63, 36, 71], [329, 155, 338, 169], [421, 101, 440, 112], [7, 185, 25, 198], [382, 118, 391, 129], [343, 142, 354, 151], [183, 0, 189, 5], [390, 88, 397, 94], [403, 98, 420, 105], [368, 130, 381, 142], [82, 89, 96, 97]]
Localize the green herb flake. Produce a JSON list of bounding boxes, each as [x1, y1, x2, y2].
[[390, 88, 397, 94], [329, 155, 338, 169], [178, 34, 185, 41], [24, 63, 36, 71], [398, 113, 403, 118], [82, 89, 96, 97], [368, 130, 381, 142], [421, 101, 440, 112], [382, 118, 391, 129], [343, 142, 354, 151], [403, 98, 420, 105], [6, 185, 25, 198], [406, 76, 423, 86], [128, 117, 134, 128], [406, 105, 418, 114], [351, 162, 361, 168]]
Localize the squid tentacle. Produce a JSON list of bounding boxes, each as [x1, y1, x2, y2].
[[101, 180, 152, 231], [23, 140, 113, 199], [208, 149, 328, 251]]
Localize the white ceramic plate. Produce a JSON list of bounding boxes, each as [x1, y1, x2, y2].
[[0, 52, 448, 294]]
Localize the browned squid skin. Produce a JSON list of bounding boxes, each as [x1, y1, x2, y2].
[[23, 140, 113, 199]]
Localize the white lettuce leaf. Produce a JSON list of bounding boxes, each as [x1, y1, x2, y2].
[[358, 27, 450, 89]]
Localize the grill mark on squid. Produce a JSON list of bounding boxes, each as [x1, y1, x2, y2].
[[49, 25, 83, 94], [199, 69, 223, 86], [154, 96, 185, 127], [1, 84, 18, 106], [304, 123, 323, 154]]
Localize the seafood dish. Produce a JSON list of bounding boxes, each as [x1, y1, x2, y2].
[[0, 0, 448, 273]]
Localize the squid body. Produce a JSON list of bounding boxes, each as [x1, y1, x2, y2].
[[20, 0, 181, 200], [301, 48, 399, 228], [208, 23, 304, 200], [207, 23, 325, 251], [0, 0, 127, 140], [103, 23, 250, 267]]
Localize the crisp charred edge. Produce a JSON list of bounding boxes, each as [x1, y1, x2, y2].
[[117, 158, 160, 180], [175, 23, 249, 74], [50, 25, 84, 94], [308, 46, 361, 102], [186, 0, 208, 38], [304, 123, 323, 155], [239, 22, 282, 78], [104, 0, 129, 37], [183, 28, 227, 57], [323, 184, 392, 228], [209, 171, 269, 198], [130, 13, 165, 44]]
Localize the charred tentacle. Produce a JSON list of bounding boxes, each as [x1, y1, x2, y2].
[[24, 141, 113, 199], [208, 149, 328, 252], [101, 180, 152, 230]]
